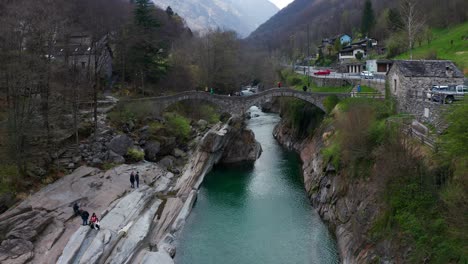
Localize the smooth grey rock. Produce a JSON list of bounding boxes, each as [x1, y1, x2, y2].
[[107, 135, 133, 156], [104, 199, 161, 264], [77, 187, 158, 263], [159, 234, 176, 257], [158, 156, 175, 170], [0, 239, 34, 264], [141, 251, 174, 264], [57, 226, 91, 264]]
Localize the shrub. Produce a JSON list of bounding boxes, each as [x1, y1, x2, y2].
[[322, 140, 341, 169], [126, 148, 144, 162], [0, 164, 19, 194], [108, 101, 155, 126], [164, 112, 191, 141], [280, 98, 324, 138], [323, 95, 340, 113], [166, 101, 220, 124], [102, 162, 118, 171]]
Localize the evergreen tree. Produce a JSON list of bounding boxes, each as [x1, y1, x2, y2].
[[387, 8, 403, 32], [361, 0, 375, 36], [166, 6, 174, 16], [134, 0, 158, 29]]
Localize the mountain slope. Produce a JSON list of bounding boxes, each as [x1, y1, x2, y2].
[[152, 0, 279, 37]]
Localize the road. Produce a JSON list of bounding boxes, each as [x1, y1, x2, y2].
[[294, 66, 386, 83]]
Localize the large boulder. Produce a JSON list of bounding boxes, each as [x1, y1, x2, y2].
[[107, 150, 125, 164], [107, 135, 133, 156], [144, 141, 161, 162], [221, 129, 262, 164], [159, 137, 176, 156], [196, 119, 208, 131], [158, 156, 175, 170]]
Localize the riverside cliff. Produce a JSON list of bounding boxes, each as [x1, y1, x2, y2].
[[0, 116, 261, 264], [273, 119, 405, 263]]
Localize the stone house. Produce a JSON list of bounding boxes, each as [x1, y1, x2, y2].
[[53, 32, 113, 81], [387, 60, 464, 124]]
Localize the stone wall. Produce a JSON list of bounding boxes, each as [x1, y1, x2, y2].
[[311, 76, 358, 87]]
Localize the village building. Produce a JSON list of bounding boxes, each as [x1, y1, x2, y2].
[[53, 32, 113, 81], [338, 37, 379, 61], [387, 60, 464, 123], [366, 59, 393, 74], [318, 33, 352, 53], [338, 46, 367, 61]]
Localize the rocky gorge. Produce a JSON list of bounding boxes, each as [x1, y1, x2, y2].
[[0, 115, 262, 264], [273, 118, 405, 263]]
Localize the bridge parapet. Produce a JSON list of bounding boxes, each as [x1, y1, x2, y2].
[[119, 88, 350, 114]]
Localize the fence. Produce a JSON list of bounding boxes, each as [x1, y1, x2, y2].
[[350, 92, 385, 99], [387, 116, 437, 149]]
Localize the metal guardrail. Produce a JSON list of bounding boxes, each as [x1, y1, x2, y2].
[[350, 92, 385, 99]]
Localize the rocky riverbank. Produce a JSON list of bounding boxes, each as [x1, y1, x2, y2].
[[273, 119, 401, 264], [0, 116, 261, 264]]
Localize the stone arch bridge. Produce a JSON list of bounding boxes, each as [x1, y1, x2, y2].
[[121, 88, 350, 114]]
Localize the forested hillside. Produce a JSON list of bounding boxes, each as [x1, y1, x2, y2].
[[0, 0, 279, 208], [249, 0, 467, 55]]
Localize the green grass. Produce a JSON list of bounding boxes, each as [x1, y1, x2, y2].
[[311, 86, 353, 93], [395, 22, 468, 75], [360, 85, 377, 93]]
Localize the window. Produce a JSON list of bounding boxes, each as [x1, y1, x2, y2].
[[81, 62, 86, 69]]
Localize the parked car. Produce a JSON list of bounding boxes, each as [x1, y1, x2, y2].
[[240, 89, 255, 96], [360, 71, 374, 79], [314, 69, 331, 76], [428, 85, 467, 103]]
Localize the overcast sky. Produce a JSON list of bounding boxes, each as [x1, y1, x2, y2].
[[269, 0, 294, 9]]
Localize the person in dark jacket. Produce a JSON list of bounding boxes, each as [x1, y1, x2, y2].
[[130, 171, 135, 188], [135, 171, 140, 188], [81, 210, 90, 226], [73, 203, 80, 217]]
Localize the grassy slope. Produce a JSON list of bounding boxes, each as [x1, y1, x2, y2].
[[396, 22, 468, 75]]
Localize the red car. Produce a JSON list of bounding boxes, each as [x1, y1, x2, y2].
[[314, 69, 331, 75]]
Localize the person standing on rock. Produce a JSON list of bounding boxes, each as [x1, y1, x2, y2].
[[135, 171, 140, 188], [73, 202, 80, 217], [90, 213, 100, 230], [81, 210, 90, 226], [130, 171, 135, 188]]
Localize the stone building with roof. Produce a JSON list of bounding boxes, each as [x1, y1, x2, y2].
[[53, 32, 113, 81], [387, 60, 464, 124]]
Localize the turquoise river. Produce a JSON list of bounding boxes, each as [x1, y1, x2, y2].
[[175, 108, 339, 264]]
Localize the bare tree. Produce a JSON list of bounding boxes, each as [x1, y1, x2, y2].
[[400, 0, 425, 60]]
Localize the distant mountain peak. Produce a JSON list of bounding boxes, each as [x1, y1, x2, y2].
[[152, 0, 279, 37]]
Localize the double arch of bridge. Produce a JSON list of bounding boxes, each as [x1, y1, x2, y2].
[[123, 88, 351, 114]]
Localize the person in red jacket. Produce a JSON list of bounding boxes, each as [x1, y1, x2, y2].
[[90, 213, 100, 230], [277, 81, 282, 88]]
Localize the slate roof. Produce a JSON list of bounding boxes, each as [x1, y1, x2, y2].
[[394, 60, 464, 78]]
